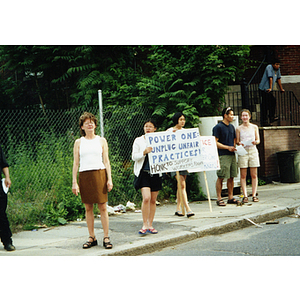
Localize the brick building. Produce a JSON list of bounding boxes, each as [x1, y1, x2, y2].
[[227, 45, 300, 182], [274, 45, 300, 101]]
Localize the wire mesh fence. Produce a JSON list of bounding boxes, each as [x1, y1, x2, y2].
[[0, 105, 152, 228]]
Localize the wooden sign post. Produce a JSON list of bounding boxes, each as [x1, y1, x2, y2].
[[203, 171, 212, 213]]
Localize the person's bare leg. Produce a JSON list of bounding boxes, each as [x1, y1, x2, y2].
[[98, 202, 112, 248], [148, 191, 158, 229], [216, 177, 224, 201], [141, 187, 151, 230], [240, 168, 248, 197], [98, 202, 109, 238], [176, 189, 181, 212], [227, 177, 234, 200], [85, 203, 95, 239], [250, 167, 259, 201], [178, 175, 192, 212]]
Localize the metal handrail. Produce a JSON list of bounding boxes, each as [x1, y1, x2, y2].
[[247, 55, 266, 87]]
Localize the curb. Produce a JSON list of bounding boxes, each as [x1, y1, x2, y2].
[[103, 204, 299, 256]]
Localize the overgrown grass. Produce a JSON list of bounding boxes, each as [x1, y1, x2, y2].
[[6, 132, 205, 233]]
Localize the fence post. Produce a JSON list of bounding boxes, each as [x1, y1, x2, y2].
[[240, 78, 249, 109], [98, 90, 104, 137]]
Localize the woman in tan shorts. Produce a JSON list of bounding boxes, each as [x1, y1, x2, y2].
[[236, 109, 260, 203], [72, 112, 113, 249]]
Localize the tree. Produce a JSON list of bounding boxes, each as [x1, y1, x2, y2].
[[134, 45, 250, 128], [0, 45, 78, 110], [0, 45, 250, 121]]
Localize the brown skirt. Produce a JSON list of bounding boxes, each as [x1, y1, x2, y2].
[[78, 169, 108, 204]]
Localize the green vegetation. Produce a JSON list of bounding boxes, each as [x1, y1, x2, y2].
[[0, 45, 251, 232]]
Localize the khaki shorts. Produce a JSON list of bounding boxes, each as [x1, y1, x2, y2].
[[238, 146, 260, 168], [217, 155, 238, 179]]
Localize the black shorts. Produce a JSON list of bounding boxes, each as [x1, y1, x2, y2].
[[140, 171, 162, 192]]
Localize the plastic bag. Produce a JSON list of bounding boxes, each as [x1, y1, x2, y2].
[[113, 204, 126, 213], [126, 201, 136, 211]]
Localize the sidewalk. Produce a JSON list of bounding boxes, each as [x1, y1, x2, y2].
[[1, 182, 300, 256]]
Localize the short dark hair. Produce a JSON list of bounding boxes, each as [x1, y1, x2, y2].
[[172, 112, 185, 125], [272, 57, 280, 65], [143, 118, 157, 128], [221, 107, 233, 118]]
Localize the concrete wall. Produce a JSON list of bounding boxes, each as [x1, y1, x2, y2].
[[258, 126, 300, 181], [281, 75, 300, 101]]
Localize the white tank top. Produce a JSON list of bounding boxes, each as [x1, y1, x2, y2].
[[79, 136, 105, 172], [239, 125, 256, 148]]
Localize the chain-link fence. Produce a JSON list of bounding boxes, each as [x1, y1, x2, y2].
[[0, 105, 152, 229]]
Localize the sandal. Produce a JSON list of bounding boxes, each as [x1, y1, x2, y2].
[[187, 211, 195, 218], [139, 228, 147, 235], [217, 200, 226, 206], [242, 197, 249, 203], [83, 236, 97, 249], [252, 196, 259, 202], [103, 237, 113, 249], [175, 211, 184, 216], [227, 198, 240, 205], [147, 228, 158, 234]]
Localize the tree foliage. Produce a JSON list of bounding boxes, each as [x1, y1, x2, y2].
[[0, 45, 250, 125]]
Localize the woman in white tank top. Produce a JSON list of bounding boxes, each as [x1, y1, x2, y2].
[[236, 109, 260, 203], [72, 112, 113, 249]]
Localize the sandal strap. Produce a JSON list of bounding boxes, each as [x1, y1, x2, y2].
[[103, 237, 112, 244], [103, 237, 113, 249], [217, 201, 226, 207]]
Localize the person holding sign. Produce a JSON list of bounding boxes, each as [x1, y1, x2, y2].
[[132, 119, 162, 235], [213, 107, 238, 206], [167, 112, 195, 217], [236, 109, 260, 203]]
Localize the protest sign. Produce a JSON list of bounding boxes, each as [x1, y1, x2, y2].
[[145, 128, 220, 174], [189, 136, 220, 173]]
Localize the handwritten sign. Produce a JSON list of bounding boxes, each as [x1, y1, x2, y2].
[[191, 136, 220, 173], [145, 128, 220, 174]]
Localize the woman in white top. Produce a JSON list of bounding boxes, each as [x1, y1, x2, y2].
[[132, 119, 162, 235], [167, 112, 194, 218], [236, 109, 260, 203], [72, 112, 113, 249]]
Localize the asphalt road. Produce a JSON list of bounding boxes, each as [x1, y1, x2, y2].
[[144, 216, 300, 256]]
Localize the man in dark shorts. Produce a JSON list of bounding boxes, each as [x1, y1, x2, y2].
[[212, 107, 238, 206]]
